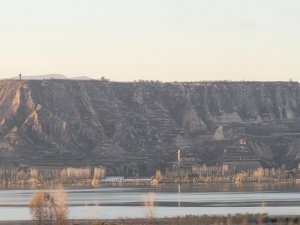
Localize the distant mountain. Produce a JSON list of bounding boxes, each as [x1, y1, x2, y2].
[[10, 74, 67, 80], [8, 74, 92, 80], [0, 80, 300, 175], [70, 76, 92, 80]]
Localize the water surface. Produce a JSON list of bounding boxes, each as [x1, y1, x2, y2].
[[0, 183, 300, 220]]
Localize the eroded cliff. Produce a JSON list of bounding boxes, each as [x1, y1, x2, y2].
[[1, 80, 300, 175]]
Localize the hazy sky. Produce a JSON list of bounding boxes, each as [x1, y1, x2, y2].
[[0, 0, 299, 81]]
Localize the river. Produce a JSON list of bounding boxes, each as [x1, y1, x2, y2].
[[0, 183, 300, 220]]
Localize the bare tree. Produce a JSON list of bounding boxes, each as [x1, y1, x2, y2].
[[53, 185, 68, 225], [242, 214, 248, 225], [227, 214, 233, 225], [29, 186, 68, 225], [29, 191, 55, 225]]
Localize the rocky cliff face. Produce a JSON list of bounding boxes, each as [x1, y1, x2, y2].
[[1, 80, 300, 175]]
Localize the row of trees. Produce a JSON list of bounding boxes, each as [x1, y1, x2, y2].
[[157, 164, 298, 184], [0, 166, 106, 188]]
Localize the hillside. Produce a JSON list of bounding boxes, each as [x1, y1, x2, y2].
[[1, 80, 300, 175]]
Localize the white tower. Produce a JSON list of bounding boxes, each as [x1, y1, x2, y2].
[[177, 149, 181, 166]]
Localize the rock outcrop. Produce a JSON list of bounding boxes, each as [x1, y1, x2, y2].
[[1, 80, 300, 175]]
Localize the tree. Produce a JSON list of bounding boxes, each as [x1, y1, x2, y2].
[[227, 214, 233, 225], [53, 185, 68, 225], [29, 191, 55, 225], [29, 186, 68, 225], [242, 214, 248, 225]]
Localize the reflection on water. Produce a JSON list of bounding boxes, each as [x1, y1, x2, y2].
[[1, 183, 300, 220], [178, 184, 181, 207]]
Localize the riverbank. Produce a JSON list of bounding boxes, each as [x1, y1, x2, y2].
[[1, 214, 300, 225]]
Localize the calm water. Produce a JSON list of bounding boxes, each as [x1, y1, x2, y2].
[[1, 183, 300, 220]]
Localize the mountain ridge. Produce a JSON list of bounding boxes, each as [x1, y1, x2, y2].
[[0, 80, 300, 175]]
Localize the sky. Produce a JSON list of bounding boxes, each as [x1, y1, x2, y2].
[[0, 0, 299, 81]]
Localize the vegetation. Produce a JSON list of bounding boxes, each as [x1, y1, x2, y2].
[[67, 214, 300, 225], [156, 164, 299, 184], [53, 185, 68, 225], [0, 166, 105, 188], [29, 191, 55, 225], [29, 185, 68, 225], [1, 163, 298, 189]]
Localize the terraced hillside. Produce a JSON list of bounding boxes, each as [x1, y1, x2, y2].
[[1, 80, 300, 175]]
